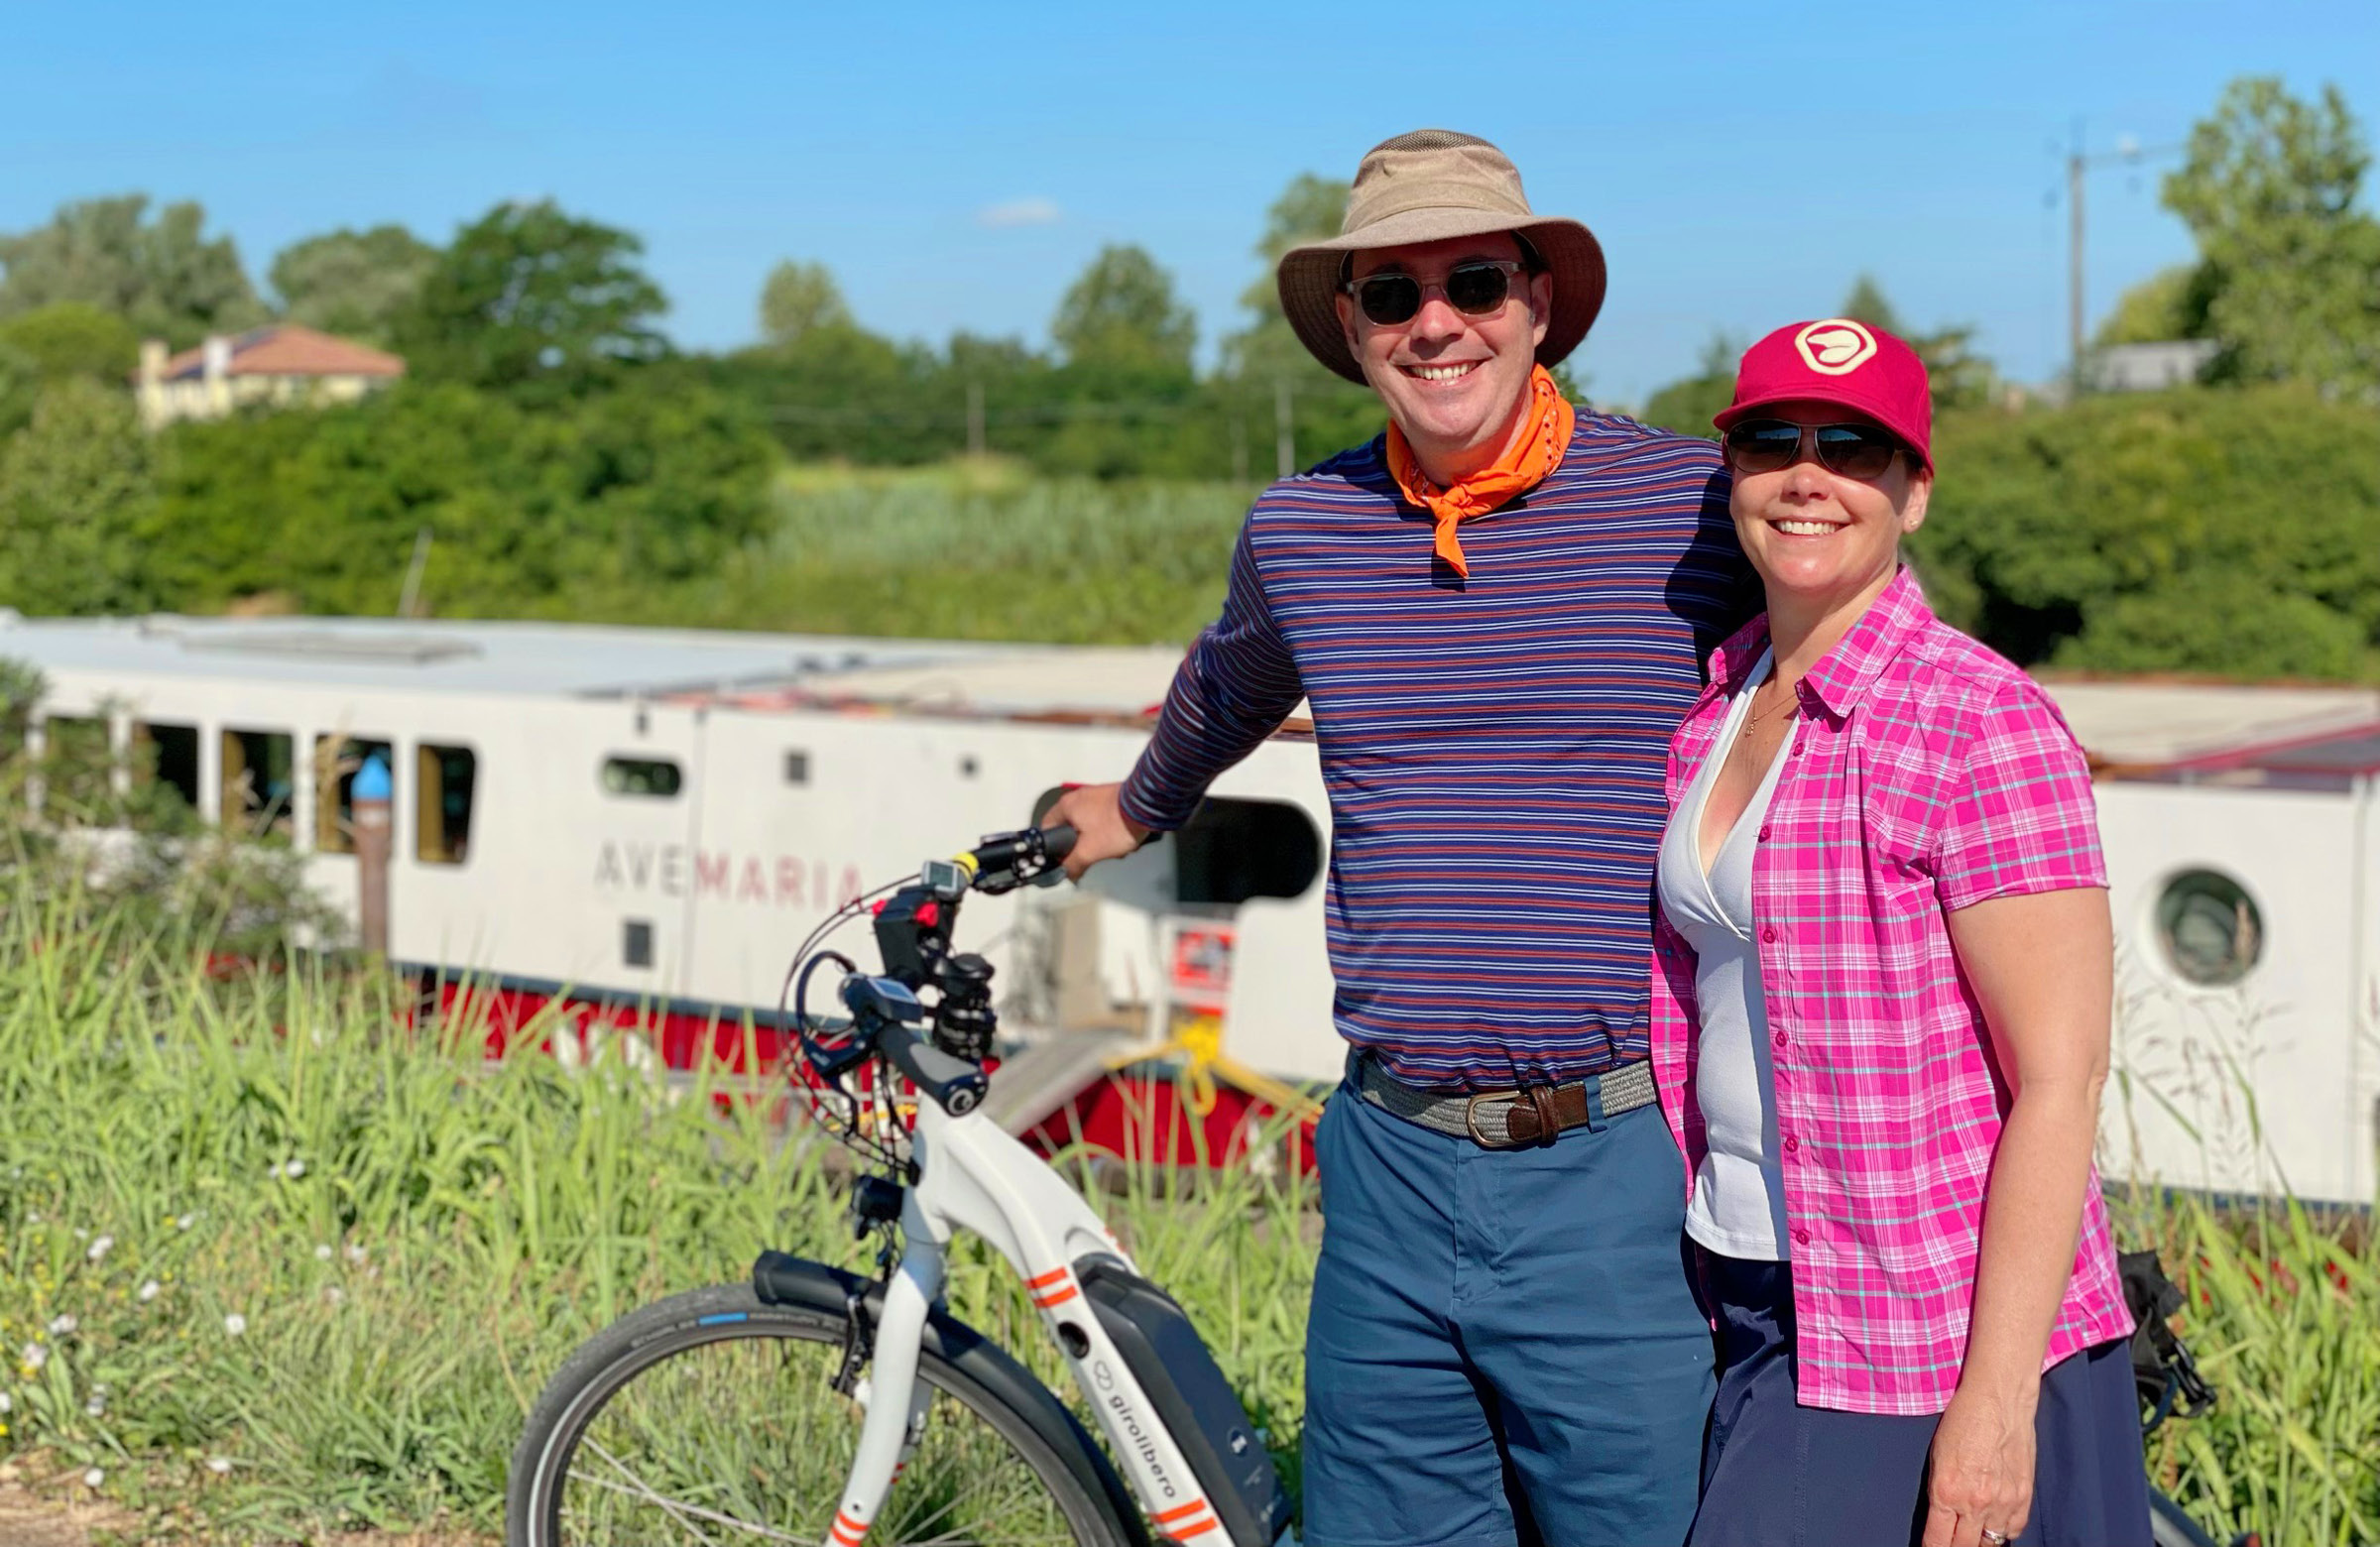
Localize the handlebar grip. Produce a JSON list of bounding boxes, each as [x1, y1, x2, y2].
[[885, 1026, 989, 1118], [1039, 824, 1077, 864]]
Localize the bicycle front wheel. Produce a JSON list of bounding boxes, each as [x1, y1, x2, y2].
[[507, 1283, 1135, 1547]]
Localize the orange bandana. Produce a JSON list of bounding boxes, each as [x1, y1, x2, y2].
[[1386, 364, 1576, 577]]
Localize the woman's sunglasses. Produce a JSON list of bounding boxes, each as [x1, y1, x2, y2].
[[1344, 259, 1526, 326], [1722, 419, 1907, 480]]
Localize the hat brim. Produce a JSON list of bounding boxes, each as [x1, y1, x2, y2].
[[1276, 209, 1606, 385]]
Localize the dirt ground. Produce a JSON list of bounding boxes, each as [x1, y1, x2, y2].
[[0, 1467, 484, 1547]]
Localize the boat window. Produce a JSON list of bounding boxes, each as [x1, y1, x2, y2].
[[221, 729, 296, 838], [39, 716, 114, 822], [1172, 797, 1324, 905], [603, 756, 682, 798], [2154, 869, 2263, 987], [783, 750, 810, 785], [624, 918, 654, 968], [315, 736, 395, 855], [134, 721, 201, 819], [416, 744, 477, 866]]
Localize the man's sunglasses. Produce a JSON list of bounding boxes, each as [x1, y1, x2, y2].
[[1344, 259, 1526, 326], [1722, 419, 1908, 480]]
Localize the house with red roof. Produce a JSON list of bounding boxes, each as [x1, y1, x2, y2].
[[134, 324, 405, 429]]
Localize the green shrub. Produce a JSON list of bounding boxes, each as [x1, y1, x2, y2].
[[1914, 385, 2380, 680]]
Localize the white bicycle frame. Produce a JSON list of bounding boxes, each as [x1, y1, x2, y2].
[[820, 1091, 1298, 1547]]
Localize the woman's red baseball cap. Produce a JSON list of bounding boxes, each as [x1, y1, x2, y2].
[[1713, 318, 1935, 472]]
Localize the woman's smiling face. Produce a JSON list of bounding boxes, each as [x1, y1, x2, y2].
[[1726, 400, 1932, 609]]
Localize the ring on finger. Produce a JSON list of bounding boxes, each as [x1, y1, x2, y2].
[[1979, 1530, 2012, 1546]]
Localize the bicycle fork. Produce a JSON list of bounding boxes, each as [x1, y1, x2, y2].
[[823, 1222, 941, 1547]]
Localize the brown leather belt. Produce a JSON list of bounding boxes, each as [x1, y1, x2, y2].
[[1355, 1052, 1658, 1148]]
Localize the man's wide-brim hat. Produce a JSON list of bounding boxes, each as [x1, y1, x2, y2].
[[1276, 129, 1606, 385]]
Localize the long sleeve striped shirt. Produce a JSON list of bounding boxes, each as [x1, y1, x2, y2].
[[1121, 415, 1756, 1091]]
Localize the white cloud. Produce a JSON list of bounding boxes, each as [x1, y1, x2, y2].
[[976, 196, 1062, 229]]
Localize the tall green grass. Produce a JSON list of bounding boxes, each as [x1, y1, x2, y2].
[[566, 458, 1255, 645], [1, 886, 2373, 1543], [0, 884, 1312, 1539]]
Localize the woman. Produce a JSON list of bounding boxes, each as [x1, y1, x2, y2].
[[1647, 319, 2152, 1547]]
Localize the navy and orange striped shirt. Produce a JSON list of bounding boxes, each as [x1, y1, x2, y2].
[[1121, 415, 1756, 1091]]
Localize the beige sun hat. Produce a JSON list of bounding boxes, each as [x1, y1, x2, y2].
[[1276, 129, 1606, 385]]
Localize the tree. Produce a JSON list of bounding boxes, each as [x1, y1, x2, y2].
[[0, 379, 155, 616], [0, 302, 141, 436], [2093, 264, 2214, 347], [1222, 175, 1349, 382], [1637, 331, 1740, 438], [759, 260, 853, 347], [0, 195, 264, 348], [1051, 245, 1195, 375], [269, 225, 438, 344], [1908, 383, 2380, 680], [394, 200, 668, 391], [2162, 76, 2380, 393]]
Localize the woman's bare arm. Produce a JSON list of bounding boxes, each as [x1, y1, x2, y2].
[[1923, 885, 2114, 1547]]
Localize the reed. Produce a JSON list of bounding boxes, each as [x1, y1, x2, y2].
[[0, 888, 2371, 1543], [561, 458, 1255, 645]]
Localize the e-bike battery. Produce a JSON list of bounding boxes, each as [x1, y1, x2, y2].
[[1074, 1256, 1292, 1546]]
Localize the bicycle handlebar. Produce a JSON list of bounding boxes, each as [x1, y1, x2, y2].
[[884, 1024, 989, 1117]]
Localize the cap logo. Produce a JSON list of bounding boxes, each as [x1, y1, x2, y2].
[[1794, 318, 1877, 376]]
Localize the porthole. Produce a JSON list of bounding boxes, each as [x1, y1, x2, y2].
[[2154, 869, 2263, 987], [603, 756, 682, 798]]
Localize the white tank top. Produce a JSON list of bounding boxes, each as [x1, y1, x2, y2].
[[1656, 649, 1792, 1260]]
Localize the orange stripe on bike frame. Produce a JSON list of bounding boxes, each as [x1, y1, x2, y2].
[[1024, 1267, 1070, 1289], [831, 1510, 867, 1545], [1162, 1517, 1220, 1543], [1033, 1284, 1080, 1308], [1150, 1499, 1211, 1523]]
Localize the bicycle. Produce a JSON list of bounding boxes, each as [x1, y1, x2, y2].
[[2126, 1250, 2260, 1547], [507, 824, 1298, 1546]]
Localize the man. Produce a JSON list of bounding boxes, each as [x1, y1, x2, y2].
[[1043, 130, 1754, 1547]]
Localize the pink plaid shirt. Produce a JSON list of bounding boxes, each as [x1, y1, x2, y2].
[[1649, 568, 2133, 1415]]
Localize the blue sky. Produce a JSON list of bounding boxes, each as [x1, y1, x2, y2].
[[5, 1, 2376, 406]]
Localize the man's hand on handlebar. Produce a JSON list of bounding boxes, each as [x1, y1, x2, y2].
[[1040, 782, 1152, 881]]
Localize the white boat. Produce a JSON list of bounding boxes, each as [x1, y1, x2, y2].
[[5, 609, 2374, 1205]]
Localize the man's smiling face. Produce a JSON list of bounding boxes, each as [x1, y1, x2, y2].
[[1335, 232, 1552, 480]]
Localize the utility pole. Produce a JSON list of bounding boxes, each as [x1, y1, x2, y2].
[[2069, 122, 2087, 390], [1274, 378, 1295, 478], [2063, 124, 2186, 394], [965, 381, 986, 459]]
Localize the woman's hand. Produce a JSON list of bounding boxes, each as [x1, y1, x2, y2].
[[1922, 1383, 2036, 1547]]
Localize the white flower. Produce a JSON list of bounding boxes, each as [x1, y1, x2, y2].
[[0, 1390, 13, 1412], [222, 1313, 247, 1337], [284, 1159, 306, 1179], [72, 1228, 87, 1242], [321, 1286, 345, 1307], [205, 1456, 233, 1475], [84, 1394, 105, 1416], [314, 1244, 333, 1261], [82, 1468, 103, 1488], [24, 1211, 39, 1225], [46, 1314, 76, 1336], [86, 1234, 114, 1262], [20, 1342, 46, 1370], [138, 1279, 161, 1303], [343, 1244, 367, 1265], [176, 1212, 197, 1231]]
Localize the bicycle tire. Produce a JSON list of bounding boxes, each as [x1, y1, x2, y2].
[[508, 1282, 1139, 1547]]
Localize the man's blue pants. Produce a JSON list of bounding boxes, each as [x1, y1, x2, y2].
[[1302, 1068, 1714, 1547]]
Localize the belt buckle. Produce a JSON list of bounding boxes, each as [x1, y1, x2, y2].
[[1463, 1091, 1521, 1148]]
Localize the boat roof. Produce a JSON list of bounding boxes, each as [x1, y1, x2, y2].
[[4, 613, 2375, 777]]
